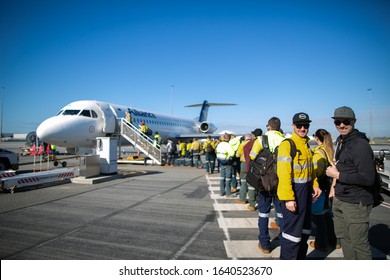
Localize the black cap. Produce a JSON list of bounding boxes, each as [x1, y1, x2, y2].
[[251, 128, 263, 136], [292, 112, 311, 124]]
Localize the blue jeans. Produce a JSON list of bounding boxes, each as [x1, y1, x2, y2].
[[231, 158, 240, 189], [219, 165, 232, 196], [257, 191, 283, 250], [205, 153, 216, 173]]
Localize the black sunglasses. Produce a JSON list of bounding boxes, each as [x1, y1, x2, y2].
[[295, 123, 310, 129], [334, 119, 352, 126]]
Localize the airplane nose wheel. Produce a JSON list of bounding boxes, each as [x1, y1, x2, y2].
[[53, 160, 67, 167]]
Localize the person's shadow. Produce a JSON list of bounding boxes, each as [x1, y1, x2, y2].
[[369, 223, 390, 259]]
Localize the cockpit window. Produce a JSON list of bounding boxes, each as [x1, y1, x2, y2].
[[79, 110, 91, 117], [91, 110, 98, 118], [56, 110, 64, 116], [62, 110, 81, 115]]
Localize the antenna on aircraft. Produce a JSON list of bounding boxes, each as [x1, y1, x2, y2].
[[185, 100, 237, 122]]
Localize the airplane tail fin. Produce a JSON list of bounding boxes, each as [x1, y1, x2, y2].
[[185, 100, 237, 122]]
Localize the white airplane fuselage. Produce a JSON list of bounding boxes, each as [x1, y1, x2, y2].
[[36, 100, 217, 148]]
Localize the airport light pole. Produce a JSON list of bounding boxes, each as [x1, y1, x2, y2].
[[0, 86, 4, 141], [367, 88, 372, 140]]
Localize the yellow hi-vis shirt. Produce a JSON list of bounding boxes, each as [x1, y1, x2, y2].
[[312, 145, 331, 189], [277, 132, 315, 201], [236, 139, 251, 162], [249, 130, 284, 160], [179, 142, 187, 156]]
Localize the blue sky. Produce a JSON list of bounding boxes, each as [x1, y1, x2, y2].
[[1, 0, 390, 138]]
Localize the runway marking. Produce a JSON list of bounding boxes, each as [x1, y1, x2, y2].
[[207, 174, 346, 260], [213, 204, 250, 211], [171, 222, 209, 260], [206, 174, 235, 259], [218, 217, 257, 228], [217, 217, 278, 229], [224, 240, 345, 259], [210, 193, 237, 199]]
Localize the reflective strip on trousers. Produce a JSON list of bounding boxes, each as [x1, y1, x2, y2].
[[282, 231, 301, 243]]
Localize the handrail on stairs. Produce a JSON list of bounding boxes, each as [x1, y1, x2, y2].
[[119, 118, 162, 165]]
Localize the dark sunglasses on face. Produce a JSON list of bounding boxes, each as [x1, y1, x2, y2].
[[334, 119, 352, 126], [295, 123, 310, 129]]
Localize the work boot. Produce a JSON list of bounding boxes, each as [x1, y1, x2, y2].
[[257, 243, 270, 254], [309, 241, 327, 252], [269, 221, 280, 230]]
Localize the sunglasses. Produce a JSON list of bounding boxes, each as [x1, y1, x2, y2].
[[295, 123, 310, 129], [334, 119, 353, 126]]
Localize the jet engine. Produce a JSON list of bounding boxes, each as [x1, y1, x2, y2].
[[199, 122, 217, 134]]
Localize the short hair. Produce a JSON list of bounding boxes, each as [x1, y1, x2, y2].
[[267, 117, 281, 131], [245, 134, 252, 140]]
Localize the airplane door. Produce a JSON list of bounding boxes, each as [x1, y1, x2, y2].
[[96, 102, 116, 133]]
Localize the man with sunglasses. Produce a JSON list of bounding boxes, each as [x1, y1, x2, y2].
[[326, 106, 376, 259], [277, 112, 321, 259]]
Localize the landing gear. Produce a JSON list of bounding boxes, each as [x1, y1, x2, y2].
[[50, 154, 67, 167], [53, 160, 67, 167]]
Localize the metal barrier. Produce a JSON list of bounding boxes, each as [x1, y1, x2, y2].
[[1, 168, 79, 193]]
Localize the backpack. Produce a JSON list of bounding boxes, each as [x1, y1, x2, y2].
[[171, 142, 177, 153], [246, 136, 296, 193], [205, 142, 214, 154], [372, 171, 384, 207]]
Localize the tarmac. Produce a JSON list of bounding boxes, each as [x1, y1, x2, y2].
[[0, 141, 389, 260]]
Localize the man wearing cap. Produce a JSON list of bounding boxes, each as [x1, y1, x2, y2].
[[249, 117, 285, 254], [326, 106, 375, 259], [277, 112, 321, 259]]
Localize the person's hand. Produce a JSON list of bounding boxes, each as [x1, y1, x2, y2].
[[285, 200, 296, 213], [312, 187, 322, 200], [326, 166, 340, 180]]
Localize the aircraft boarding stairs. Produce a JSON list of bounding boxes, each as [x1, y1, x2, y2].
[[119, 119, 163, 165]]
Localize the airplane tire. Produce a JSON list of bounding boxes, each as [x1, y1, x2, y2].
[[54, 161, 59, 166], [0, 160, 8, 171], [62, 161, 67, 167]]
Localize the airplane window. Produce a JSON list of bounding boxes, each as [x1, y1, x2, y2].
[[91, 111, 98, 118], [79, 110, 91, 117], [56, 110, 64, 116], [63, 110, 81, 116]]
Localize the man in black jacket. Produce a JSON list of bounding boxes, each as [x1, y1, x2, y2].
[[326, 106, 376, 259]]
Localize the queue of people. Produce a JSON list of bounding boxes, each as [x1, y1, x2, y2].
[[202, 106, 374, 260], [133, 106, 376, 260]]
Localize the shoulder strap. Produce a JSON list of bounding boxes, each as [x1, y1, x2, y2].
[[283, 138, 297, 159], [261, 135, 269, 150], [316, 147, 330, 166]]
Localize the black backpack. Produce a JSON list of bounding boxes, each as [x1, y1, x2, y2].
[[373, 171, 384, 207], [205, 142, 214, 154], [246, 136, 296, 193]]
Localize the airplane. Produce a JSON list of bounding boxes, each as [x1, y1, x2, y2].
[[36, 100, 236, 150]]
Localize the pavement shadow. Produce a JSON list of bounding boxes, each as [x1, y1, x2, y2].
[[369, 223, 390, 257]]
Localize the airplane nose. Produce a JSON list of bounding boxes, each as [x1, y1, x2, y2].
[[36, 117, 64, 144], [36, 120, 48, 140]]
